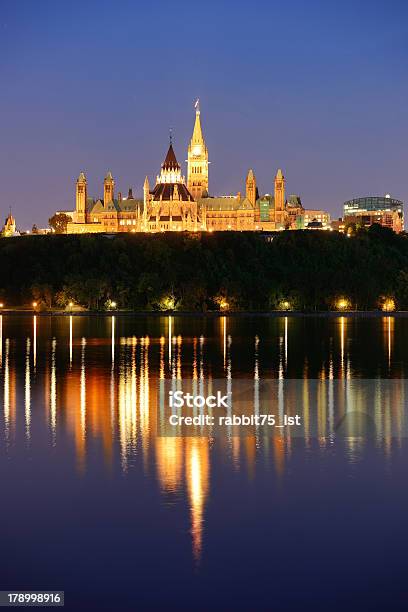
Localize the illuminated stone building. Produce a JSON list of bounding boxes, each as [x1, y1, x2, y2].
[[64, 104, 294, 234], [143, 141, 202, 232], [1, 210, 18, 237]]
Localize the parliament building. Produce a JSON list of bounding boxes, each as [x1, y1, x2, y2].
[[65, 104, 291, 234]]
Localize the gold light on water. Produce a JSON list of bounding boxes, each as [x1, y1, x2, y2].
[[25, 338, 31, 441]]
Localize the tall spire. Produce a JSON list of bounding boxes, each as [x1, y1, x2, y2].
[[246, 169, 257, 207], [187, 100, 209, 199], [191, 103, 204, 145]]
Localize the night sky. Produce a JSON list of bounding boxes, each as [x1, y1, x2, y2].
[[1, 0, 407, 229]]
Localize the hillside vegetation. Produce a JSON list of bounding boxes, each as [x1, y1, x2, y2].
[[0, 226, 407, 311]]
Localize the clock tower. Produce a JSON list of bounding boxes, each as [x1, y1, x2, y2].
[[187, 100, 209, 199]]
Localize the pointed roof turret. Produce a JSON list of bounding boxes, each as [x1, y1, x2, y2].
[[276, 168, 284, 179], [78, 171, 86, 182], [105, 171, 113, 181], [162, 143, 180, 171]]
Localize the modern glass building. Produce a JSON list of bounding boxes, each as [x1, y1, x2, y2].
[[343, 195, 404, 233], [344, 195, 403, 215]]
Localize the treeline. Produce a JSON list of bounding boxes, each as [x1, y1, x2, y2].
[[0, 225, 408, 311]]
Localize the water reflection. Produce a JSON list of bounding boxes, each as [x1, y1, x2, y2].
[[25, 338, 31, 442], [0, 314, 406, 562]]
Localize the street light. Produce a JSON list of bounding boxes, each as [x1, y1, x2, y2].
[[32, 301, 38, 309], [382, 298, 395, 312], [0, 303, 4, 309], [336, 298, 349, 310]]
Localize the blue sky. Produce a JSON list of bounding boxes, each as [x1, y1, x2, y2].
[[0, 0, 407, 227]]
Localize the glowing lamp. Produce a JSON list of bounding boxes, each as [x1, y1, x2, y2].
[[336, 299, 349, 310], [382, 298, 395, 312]]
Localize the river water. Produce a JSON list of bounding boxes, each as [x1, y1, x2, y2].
[[0, 314, 407, 611]]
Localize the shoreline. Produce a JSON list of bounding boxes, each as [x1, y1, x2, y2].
[[0, 309, 403, 318]]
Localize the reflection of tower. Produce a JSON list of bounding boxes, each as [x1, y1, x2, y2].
[[104, 171, 115, 207], [187, 100, 209, 199], [245, 169, 257, 207], [75, 172, 87, 223], [274, 168, 286, 228]]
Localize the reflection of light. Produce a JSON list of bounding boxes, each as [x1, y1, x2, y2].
[[118, 338, 138, 471], [160, 336, 165, 379], [33, 316, 37, 369], [4, 338, 9, 437], [50, 338, 57, 441], [254, 335, 259, 428], [156, 437, 183, 493], [222, 316, 226, 368], [0, 314, 2, 368], [168, 316, 172, 367], [69, 316, 73, 366], [340, 316, 345, 376], [384, 316, 394, 367], [140, 336, 150, 460], [111, 316, 115, 363], [186, 440, 209, 563], [25, 338, 31, 441], [284, 316, 288, 366], [176, 335, 182, 380], [80, 338, 86, 444], [192, 337, 197, 381]]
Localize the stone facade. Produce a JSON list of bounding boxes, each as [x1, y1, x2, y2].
[[65, 105, 289, 234]]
